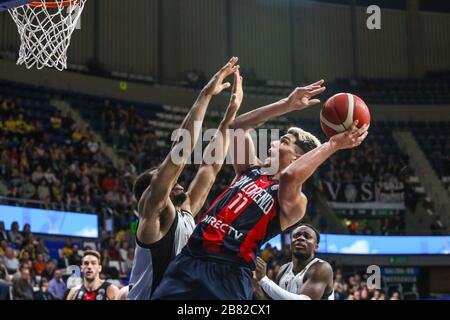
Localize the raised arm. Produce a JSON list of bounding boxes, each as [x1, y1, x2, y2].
[[138, 57, 239, 218], [181, 68, 244, 216], [278, 121, 369, 230], [229, 80, 326, 176]]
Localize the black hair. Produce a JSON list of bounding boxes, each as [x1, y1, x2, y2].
[[132, 167, 158, 202], [292, 223, 321, 244]]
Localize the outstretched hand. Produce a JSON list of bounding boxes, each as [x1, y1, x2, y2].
[[284, 79, 326, 111], [229, 67, 243, 110], [202, 57, 239, 97]]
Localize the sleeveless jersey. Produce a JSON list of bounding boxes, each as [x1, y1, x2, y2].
[[127, 209, 196, 300], [184, 167, 281, 269], [75, 281, 111, 300], [278, 258, 335, 300]]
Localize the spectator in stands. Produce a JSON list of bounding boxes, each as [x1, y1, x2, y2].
[[119, 241, 129, 262], [35, 238, 49, 256], [0, 240, 8, 256], [390, 291, 401, 300], [106, 239, 121, 261], [68, 244, 82, 266], [0, 222, 8, 242], [42, 260, 57, 280], [9, 221, 23, 245], [57, 251, 70, 270], [3, 247, 19, 273], [61, 239, 73, 257], [48, 270, 66, 300], [0, 262, 12, 300], [31, 165, 44, 184], [20, 175, 36, 200], [50, 111, 62, 134], [12, 265, 33, 300], [33, 253, 47, 276], [372, 289, 382, 300], [22, 223, 33, 242], [34, 278, 53, 300]]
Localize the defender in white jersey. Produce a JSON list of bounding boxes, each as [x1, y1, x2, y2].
[[254, 224, 334, 300], [127, 58, 244, 300]]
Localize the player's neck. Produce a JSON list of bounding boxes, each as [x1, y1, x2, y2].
[[84, 277, 103, 292], [292, 254, 315, 274]]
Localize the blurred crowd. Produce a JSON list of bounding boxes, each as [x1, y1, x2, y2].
[[0, 97, 138, 229], [0, 220, 134, 300]]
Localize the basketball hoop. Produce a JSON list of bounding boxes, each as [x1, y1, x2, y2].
[[8, 0, 87, 71]]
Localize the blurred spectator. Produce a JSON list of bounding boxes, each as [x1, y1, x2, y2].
[[0, 222, 8, 242], [48, 270, 66, 300], [61, 239, 73, 257], [35, 239, 49, 256], [33, 253, 47, 276], [106, 239, 121, 261], [8, 221, 23, 245], [68, 244, 82, 266], [42, 260, 57, 280], [119, 241, 129, 261], [34, 278, 54, 300], [12, 265, 33, 300], [390, 291, 401, 300], [2, 247, 19, 273]]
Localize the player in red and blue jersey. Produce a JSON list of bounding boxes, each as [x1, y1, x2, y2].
[[152, 80, 369, 300]]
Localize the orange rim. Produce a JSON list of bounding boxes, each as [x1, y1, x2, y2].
[[29, 0, 80, 8]]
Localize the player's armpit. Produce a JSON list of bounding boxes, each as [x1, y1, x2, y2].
[[278, 176, 307, 231]]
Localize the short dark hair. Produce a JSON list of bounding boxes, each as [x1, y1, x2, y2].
[[292, 223, 321, 244], [82, 250, 101, 263], [132, 167, 158, 202]]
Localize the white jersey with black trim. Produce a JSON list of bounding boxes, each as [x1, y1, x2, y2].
[[278, 258, 335, 300], [127, 209, 195, 300]]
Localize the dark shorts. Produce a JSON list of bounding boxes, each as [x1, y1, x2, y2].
[[151, 252, 253, 300]]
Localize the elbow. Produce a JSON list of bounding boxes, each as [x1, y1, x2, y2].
[[228, 119, 239, 130]]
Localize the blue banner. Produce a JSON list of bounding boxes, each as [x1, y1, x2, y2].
[[0, 205, 98, 238]]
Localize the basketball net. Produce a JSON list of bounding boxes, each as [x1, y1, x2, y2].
[[8, 0, 87, 71]]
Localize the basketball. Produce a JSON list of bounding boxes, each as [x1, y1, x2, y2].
[[320, 93, 371, 138]]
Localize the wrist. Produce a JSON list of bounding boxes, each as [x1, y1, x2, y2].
[[199, 89, 213, 99], [258, 276, 270, 285], [327, 139, 340, 152], [277, 98, 294, 112]]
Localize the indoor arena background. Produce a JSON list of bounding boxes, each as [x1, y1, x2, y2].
[[0, 0, 449, 300]]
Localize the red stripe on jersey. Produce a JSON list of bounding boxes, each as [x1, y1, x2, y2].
[[238, 177, 278, 262], [197, 175, 242, 223], [201, 189, 254, 253], [201, 175, 269, 253], [83, 292, 96, 300]]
